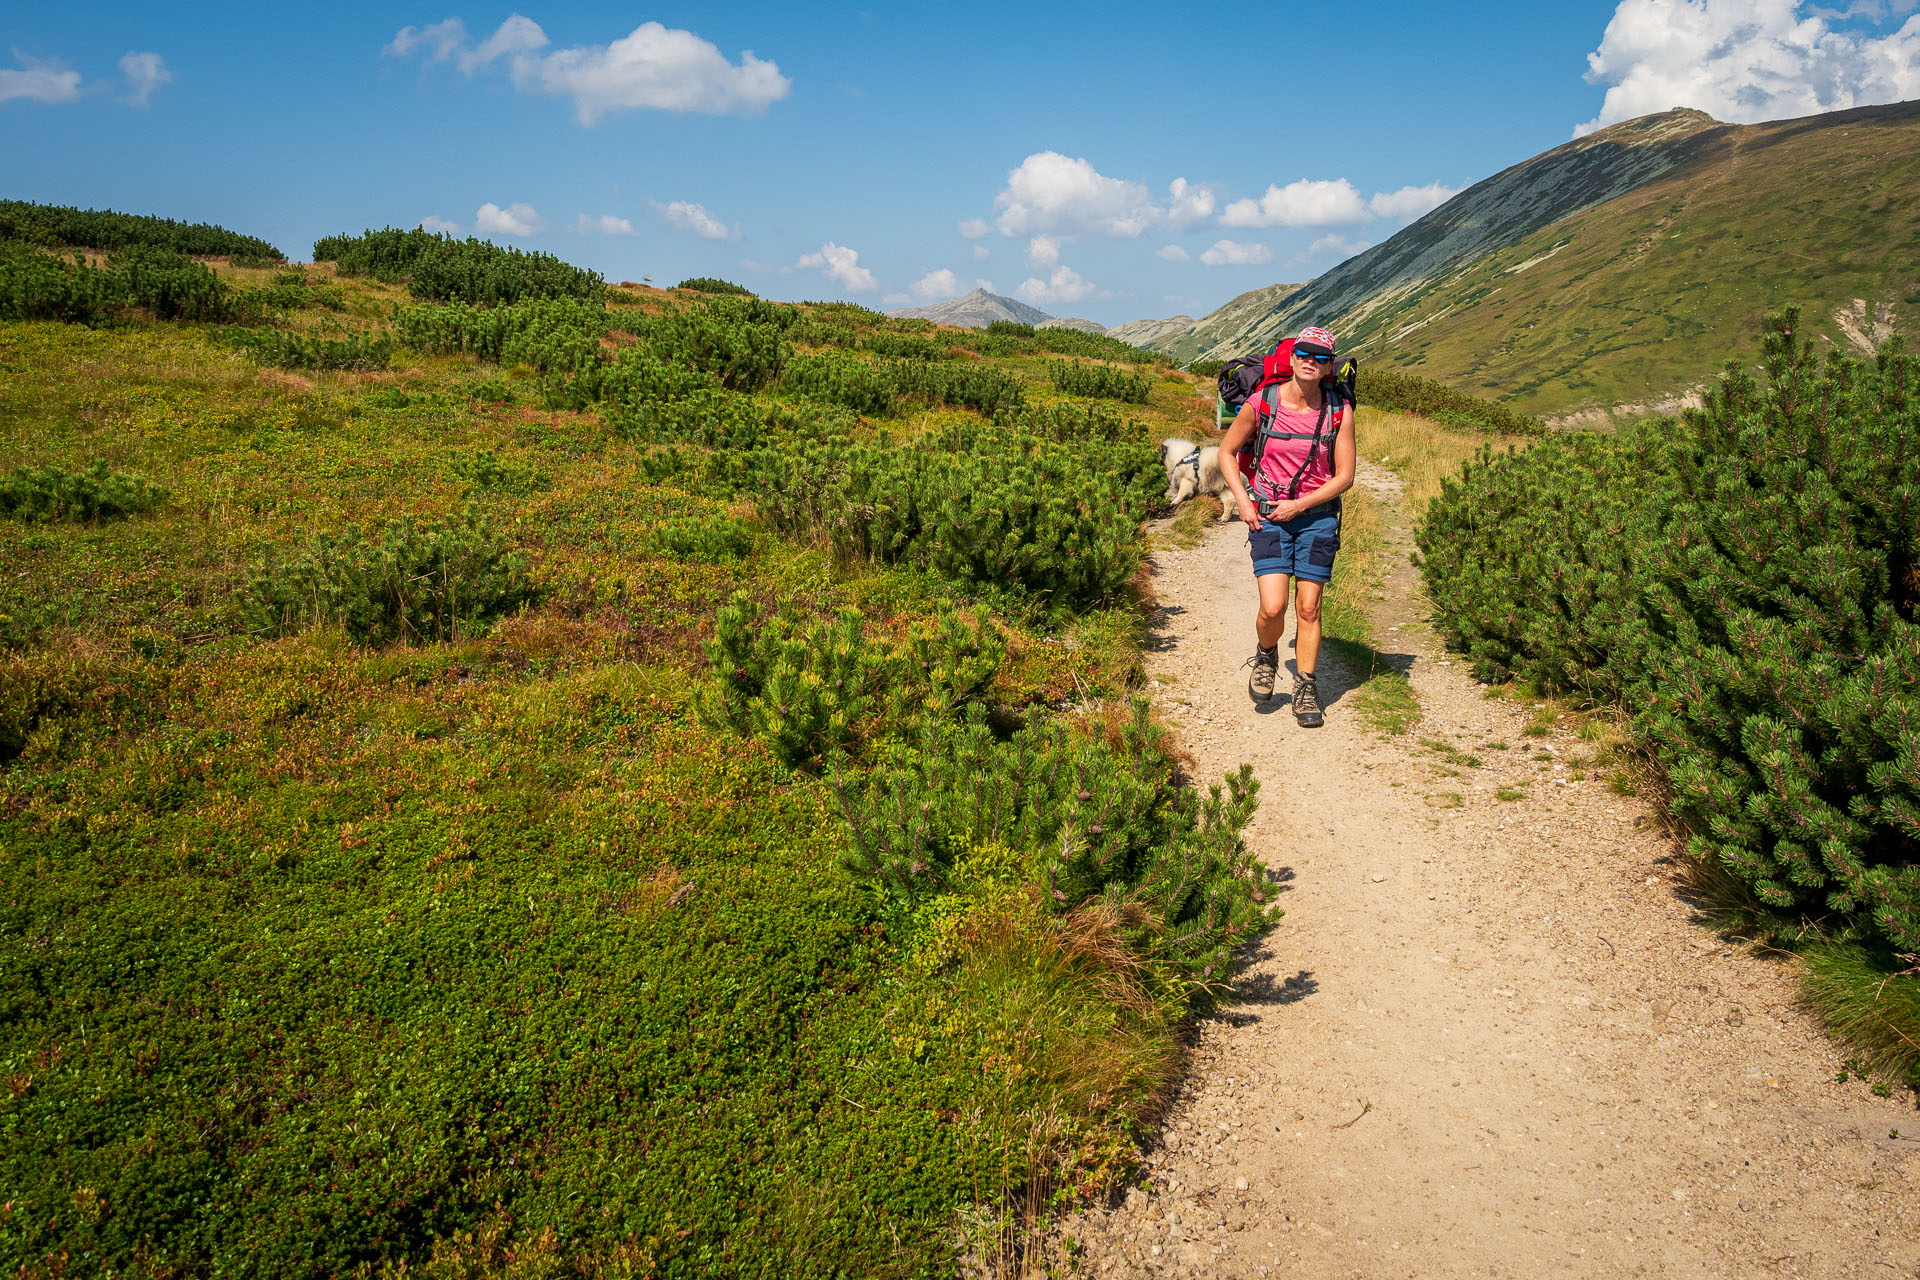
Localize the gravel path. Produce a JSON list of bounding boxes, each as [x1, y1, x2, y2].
[[1058, 461, 1918, 1279]]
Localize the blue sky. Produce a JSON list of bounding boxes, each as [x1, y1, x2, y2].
[[4, 1, 1917, 325]]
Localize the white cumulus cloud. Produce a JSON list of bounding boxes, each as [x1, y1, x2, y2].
[[1014, 265, 1105, 305], [993, 152, 1158, 238], [385, 16, 791, 123], [971, 243, 991, 260], [958, 217, 990, 239], [0, 51, 82, 104], [1156, 244, 1191, 262], [1293, 233, 1374, 266], [1577, 0, 1920, 135], [1166, 177, 1216, 228], [653, 199, 738, 240], [1369, 182, 1463, 222], [119, 52, 172, 106], [911, 268, 960, 301], [794, 242, 876, 292], [1026, 235, 1061, 267], [1220, 178, 1371, 229], [577, 214, 636, 235], [1199, 239, 1273, 266], [420, 215, 462, 235], [475, 201, 547, 236]]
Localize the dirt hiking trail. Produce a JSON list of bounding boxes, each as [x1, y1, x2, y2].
[[1061, 462, 1919, 1279]]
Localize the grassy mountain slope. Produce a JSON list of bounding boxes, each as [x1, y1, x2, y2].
[[1149, 282, 1303, 364], [1161, 100, 1920, 416]]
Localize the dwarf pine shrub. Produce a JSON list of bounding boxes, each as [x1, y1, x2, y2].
[[697, 592, 1005, 767], [1417, 309, 1920, 949], [835, 700, 1269, 982], [781, 351, 898, 416], [250, 506, 536, 645], [1362, 367, 1542, 434], [646, 512, 757, 563], [676, 276, 753, 296], [893, 360, 1026, 415], [1048, 360, 1151, 404], [226, 327, 393, 372], [0, 198, 283, 258], [0, 462, 165, 522], [754, 420, 1157, 610]]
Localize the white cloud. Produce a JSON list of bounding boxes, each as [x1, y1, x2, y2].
[[1199, 239, 1273, 266], [385, 16, 791, 123], [794, 242, 877, 292], [971, 243, 991, 260], [1221, 178, 1371, 228], [1166, 177, 1216, 228], [0, 51, 82, 104], [577, 213, 636, 235], [958, 217, 990, 239], [993, 151, 1158, 238], [653, 199, 738, 241], [119, 52, 172, 106], [420, 215, 462, 235], [1026, 235, 1061, 267], [385, 18, 469, 61], [463, 15, 546, 73], [1369, 182, 1463, 222], [1156, 243, 1192, 262], [475, 201, 547, 236], [1014, 265, 1105, 305], [1294, 233, 1374, 265], [1577, 0, 1920, 135], [911, 268, 960, 300]]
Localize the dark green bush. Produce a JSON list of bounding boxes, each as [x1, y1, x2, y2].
[[698, 593, 1005, 767], [313, 228, 604, 306], [226, 327, 392, 372], [781, 351, 897, 416], [0, 199, 282, 259], [395, 297, 608, 372], [1363, 366, 1542, 434], [894, 359, 1026, 416], [754, 419, 1157, 610], [860, 331, 950, 361], [647, 512, 757, 563], [838, 700, 1269, 983], [985, 320, 1035, 338], [676, 276, 753, 296], [1187, 359, 1225, 379], [995, 401, 1138, 443], [0, 462, 165, 522], [1416, 309, 1920, 950], [1034, 327, 1165, 365], [114, 247, 230, 322], [250, 507, 536, 645], [448, 448, 550, 494], [635, 303, 788, 392], [1049, 360, 1151, 404], [0, 242, 232, 325]]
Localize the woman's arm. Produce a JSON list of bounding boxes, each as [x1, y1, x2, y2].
[[1218, 399, 1265, 528]]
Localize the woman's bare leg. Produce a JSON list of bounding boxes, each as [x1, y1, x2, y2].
[[1256, 573, 1292, 649], [1294, 579, 1325, 677]]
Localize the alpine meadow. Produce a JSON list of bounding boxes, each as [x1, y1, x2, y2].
[[6, 20, 1920, 1272]]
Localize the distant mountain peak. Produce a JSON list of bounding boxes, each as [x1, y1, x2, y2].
[[888, 288, 1053, 328]]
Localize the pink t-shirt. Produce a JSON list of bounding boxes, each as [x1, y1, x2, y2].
[[1249, 390, 1344, 500]]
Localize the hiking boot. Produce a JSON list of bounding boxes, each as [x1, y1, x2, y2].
[[1293, 674, 1325, 728], [1245, 644, 1279, 703]]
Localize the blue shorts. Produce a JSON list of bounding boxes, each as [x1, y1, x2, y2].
[[1248, 503, 1341, 583]]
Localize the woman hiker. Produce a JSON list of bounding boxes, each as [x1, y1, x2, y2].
[[1218, 325, 1356, 728]]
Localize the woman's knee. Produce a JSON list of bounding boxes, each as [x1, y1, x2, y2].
[[1295, 593, 1324, 624], [1256, 599, 1288, 626]]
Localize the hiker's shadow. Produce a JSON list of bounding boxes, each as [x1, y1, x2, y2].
[[1144, 603, 1188, 655]]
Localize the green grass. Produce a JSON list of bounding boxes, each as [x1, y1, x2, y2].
[[0, 271, 1264, 1276]]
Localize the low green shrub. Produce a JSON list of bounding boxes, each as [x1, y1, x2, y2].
[[0, 242, 232, 325], [249, 506, 537, 645], [985, 320, 1035, 338], [0, 198, 282, 259], [0, 461, 165, 522], [676, 276, 753, 296], [698, 593, 1004, 767], [1187, 359, 1225, 380], [1363, 366, 1542, 434], [895, 359, 1026, 416], [448, 448, 550, 494], [314, 228, 604, 306], [395, 296, 608, 373], [838, 700, 1270, 984], [995, 401, 1138, 443], [227, 327, 393, 371], [781, 351, 897, 416], [646, 512, 757, 563], [1048, 360, 1151, 404], [635, 302, 789, 392], [754, 420, 1157, 610], [1034, 327, 1164, 365], [1417, 309, 1920, 952]]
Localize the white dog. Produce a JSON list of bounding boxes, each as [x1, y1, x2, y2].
[[1161, 437, 1239, 521]]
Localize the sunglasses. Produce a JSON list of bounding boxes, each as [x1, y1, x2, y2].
[[1293, 349, 1332, 364]]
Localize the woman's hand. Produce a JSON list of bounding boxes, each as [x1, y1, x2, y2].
[[1263, 498, 1306, 523], [1236, 493, 1264, 528]]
